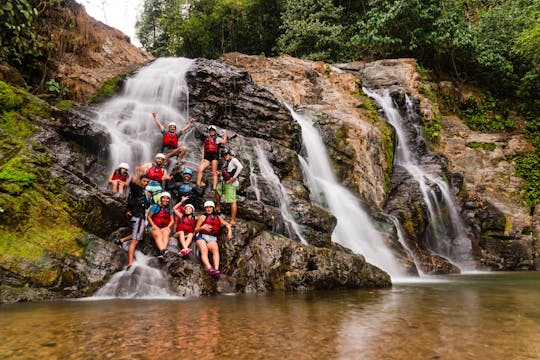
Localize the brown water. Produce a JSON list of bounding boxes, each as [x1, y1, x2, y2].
[[1, 272, 539, 359]]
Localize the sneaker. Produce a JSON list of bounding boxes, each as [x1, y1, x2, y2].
[[211, 268, 221, 277], [184, 248, 192, 255], [157, 250, 165, 259], [179, 248, 187, 256], [114, 239, 123, 248]]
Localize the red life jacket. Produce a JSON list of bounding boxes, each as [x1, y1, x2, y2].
[[200, 214, 221, 235], [111, 169, 129, 182], [177, 215, 196, 233], [204, 136, 219, 154], [147, 164, 164, 182], [163, 131, 178, 148], [152, 206, 172, 228]]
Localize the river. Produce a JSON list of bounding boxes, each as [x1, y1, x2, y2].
[[1, 272, 539, 359]]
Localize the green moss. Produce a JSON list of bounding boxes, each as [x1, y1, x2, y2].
[[0, 81, 23, 109], [466, 142, 497, 151], [55, 100, 75, 111], [459, 95, 517, 132], [87, 73, 126, 104], [516, 153, 540, 206]]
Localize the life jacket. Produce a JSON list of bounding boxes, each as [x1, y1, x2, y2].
[[127, 184, 150, 217], [204, 136, 219, 154], [163, 131, 178, 148], [146, 164, 164, 182], [200, 214, 221, 236], [112, 169, 129, 182], [177, 215, 196, 233], [221, 160, 232, 181], [178, 182, 194, 195], [151, 206, 172, 228]]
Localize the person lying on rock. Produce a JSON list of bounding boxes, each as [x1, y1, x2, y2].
[[194, 200, 232, 277], [151, 112, 195, 163], [165, 167, 205, 209], [120, 171, 151, 269], [108, 162, 130, 194], [173, 199, 196, 257], [147, 191, 174, 258], [139, 153, 172, 203], [215, 148, 243, 225], [196, 125, 227, 193]]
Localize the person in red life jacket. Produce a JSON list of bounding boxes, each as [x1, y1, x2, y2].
[[215, 148, 243, 225], [151, 112, 195, 163], [194, 200, 232, 277], [196, 125, 227, 193], [147, 191, 174, 258], [173, 199, 196, 257], [139, 153, 172, 203], [108, 162, 130, 194]]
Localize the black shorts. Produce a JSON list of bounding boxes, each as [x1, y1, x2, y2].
[[162, 145, 176, 153], [204, 152, 219, 161]]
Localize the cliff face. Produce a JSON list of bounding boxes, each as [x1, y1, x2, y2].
[[43, 0, 153, 101]]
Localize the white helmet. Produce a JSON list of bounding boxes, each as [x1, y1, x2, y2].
[[203, 200, 215, 208], [168, 122, 177, 128], [160, 192, 171, 200], [118, 162, 129, 170], [184, 204, 195, 211], [155, 153, 166, 160]]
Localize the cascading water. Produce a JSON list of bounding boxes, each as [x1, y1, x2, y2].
[[291, 107, 404, 277], [363, 88, 473, 268], [253, 142, 307, 244], [95, 57, 194, 174], [93, 252, 175, 299]]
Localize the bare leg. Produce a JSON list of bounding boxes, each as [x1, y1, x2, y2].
[[120, 234, 132, 243], [196, 240, 211, 269], [127, 239, 139, 266], [215, 190, 221, 213], [230, 201, 237, 225], [185, 233, 193, 248], [179, 231, 188, 249], [197, 159, 210, 187], [207, 241, 220, 270], [118, 182, 126, 194], [211, 160, 219, 190], [111, 181, 119, 193], [151, 228, 164, 250]]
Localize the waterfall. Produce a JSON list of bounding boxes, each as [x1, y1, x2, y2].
[[363, 88, 473, 268], [93, 252, 176, 299], [95, 57, 194, 174], [253, 142, 308, 244], [291, 107, 404, 277]]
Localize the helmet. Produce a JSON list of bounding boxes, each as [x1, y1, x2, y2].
[[184, 204, 195, 211], [182, 168, 193, 176], [208, 125, 217, 131], [160, 192, 171, 200], [221, 148, 231, 156], [203, 200, 215, 208], [155, 153, 166, 160], [168, 122, 177, 128], [118, 162, 129, 170]]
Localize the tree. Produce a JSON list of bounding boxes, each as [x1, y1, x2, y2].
[[274, 0, 344, 61]]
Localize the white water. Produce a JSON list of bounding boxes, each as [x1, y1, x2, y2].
[[253, 142, 307, 244], [291, 107, 404, 276], [363, 88, 473, 268], [95, 57, 194, 173], [93, 252, 176, 299]]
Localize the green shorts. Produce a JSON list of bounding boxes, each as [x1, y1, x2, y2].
[[216, 183, 237, 203]]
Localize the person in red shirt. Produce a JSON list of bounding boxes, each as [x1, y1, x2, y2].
[[151, 112, 195, 163]]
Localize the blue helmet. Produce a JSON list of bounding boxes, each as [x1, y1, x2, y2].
[[182, 168, 193, 176]]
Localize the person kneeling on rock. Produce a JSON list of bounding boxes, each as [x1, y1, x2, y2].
[[194, 200, 232, 277], [147, 192, 174, 258], [124, 172, 150, 268], [173, 199, 196, 257]]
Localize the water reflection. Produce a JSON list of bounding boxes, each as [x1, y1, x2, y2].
[[1, 273, 539, 359]]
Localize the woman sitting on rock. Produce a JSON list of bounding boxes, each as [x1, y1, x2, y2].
[[173, 198, 196, 257], [194, 200, 232, 277], [108, 162, 130, 194], [147, 192, 174, 258]]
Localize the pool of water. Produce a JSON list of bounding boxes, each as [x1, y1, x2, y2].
[[1, 272, 539, 359]]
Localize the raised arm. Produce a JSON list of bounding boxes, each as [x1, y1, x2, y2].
[[181, 117, 195, 134], [151, 112, 165, 132], [221, 129, 228, 145]]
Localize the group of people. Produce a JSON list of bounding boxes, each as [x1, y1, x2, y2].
[[110, 112, 244, 277]]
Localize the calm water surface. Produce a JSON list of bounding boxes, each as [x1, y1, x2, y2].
[[1, 272, 539, 359]]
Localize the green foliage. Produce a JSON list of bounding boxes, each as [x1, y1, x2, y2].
[[0, 81, 24, 109], [460, 96, 518, 132], [516, 153, 540, 206], [46, 78, 69, 100], [275, 0, 344, 61]]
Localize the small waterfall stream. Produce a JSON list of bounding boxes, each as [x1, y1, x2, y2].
[[363, 88, 473, 268], [291, 107, 405, 277], [95, 57, 194, 173]]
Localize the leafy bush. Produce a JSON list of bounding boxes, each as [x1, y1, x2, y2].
[[516, 153, 540, 206]]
